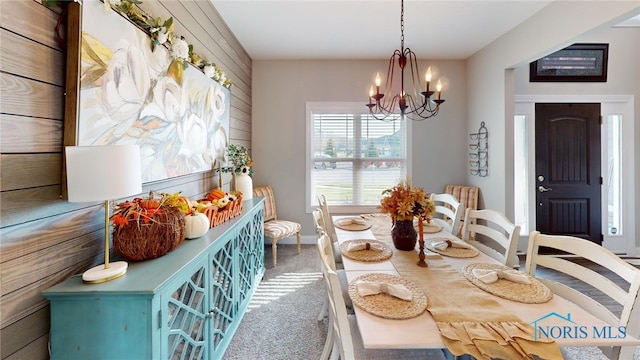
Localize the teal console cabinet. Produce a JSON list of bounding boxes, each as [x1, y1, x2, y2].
[[42, 197, 265, 360]]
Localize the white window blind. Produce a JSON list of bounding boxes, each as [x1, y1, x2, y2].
[[307, 103, 408, 211]]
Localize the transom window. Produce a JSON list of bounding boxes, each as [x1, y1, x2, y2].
[[306, 102, 409, 212]]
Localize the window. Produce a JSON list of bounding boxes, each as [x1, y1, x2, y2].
[[606, 115, 622, 235], [513, 114, 529, 234], [306, 102, 408, 212]]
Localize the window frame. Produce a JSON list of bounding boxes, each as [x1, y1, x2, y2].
[[305, 102, 412, 214]]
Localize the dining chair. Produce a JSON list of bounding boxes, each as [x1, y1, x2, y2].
[[429, 192, 463, 236], [316, 233, 353, 321], [312, 209, 325, 235], [444, 184, 479, 238], [312, 209, 331, 321], [317, 234, 446, 360], [460, 208, 520, 268], [317, 194, 343, 268], [253, 185, 301, 267], [525, 231, 640, 360]]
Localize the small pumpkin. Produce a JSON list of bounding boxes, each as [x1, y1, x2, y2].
[[184, 212, 210, 239]]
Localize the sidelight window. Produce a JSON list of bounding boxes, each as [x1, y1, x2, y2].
[[606, 115, 622, 235]]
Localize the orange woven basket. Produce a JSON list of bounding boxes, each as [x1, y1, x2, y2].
[[113, 207, 186, 261]]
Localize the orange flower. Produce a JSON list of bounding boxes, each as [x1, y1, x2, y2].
[[111, 213, 129, 228], [378, 177, 435, 221]]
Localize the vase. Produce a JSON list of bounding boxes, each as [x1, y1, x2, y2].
[[234, 169, 253, 200], [391, 218, 418, 251]]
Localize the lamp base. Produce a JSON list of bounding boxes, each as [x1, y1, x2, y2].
[[82, 261, 128, 284]]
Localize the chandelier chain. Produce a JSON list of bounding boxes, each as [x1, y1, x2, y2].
[[400, 0, 404, 49]]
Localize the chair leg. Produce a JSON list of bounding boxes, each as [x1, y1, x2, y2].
[[317, 294, 328, 321], [296, 231, 301, 255], [329, 338, 340, 360], [272, 239, 277, 267], [320, 313, 334, 360]]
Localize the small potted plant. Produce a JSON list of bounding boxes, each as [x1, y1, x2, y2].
[[221, 144, 253, 199]]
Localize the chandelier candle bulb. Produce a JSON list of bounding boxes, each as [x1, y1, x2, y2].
[[437, 79, 442, 100], [425, 67, 432, 92], [374, 72, 382, 101]]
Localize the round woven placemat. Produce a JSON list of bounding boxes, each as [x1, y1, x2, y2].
[[425, 238, 479, 258], [462, 263, 553, 304], [413, 219, 442, 234], [348, 273, 427, 319], [334, 217, 371, 231], [339, 239, 393, 262]]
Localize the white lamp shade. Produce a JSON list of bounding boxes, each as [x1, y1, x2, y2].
[[66, 145, 142, 202]]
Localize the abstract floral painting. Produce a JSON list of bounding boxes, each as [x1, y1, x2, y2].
[[74, 0, 230, 183]]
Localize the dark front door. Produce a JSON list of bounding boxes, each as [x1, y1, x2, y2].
[[535, 103, 602, 244]]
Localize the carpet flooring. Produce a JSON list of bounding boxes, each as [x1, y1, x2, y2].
[[223, 244, 328, 360], [223, 244, 640, 360]]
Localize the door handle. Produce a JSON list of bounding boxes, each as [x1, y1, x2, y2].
[[538, 185, 552, 193]]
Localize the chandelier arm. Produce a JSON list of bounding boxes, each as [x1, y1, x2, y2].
[[409, 99, 442, 120], [374, 93, 401, 118], [376, 52, 400, 112], [384, 51, 400, 97], [405, 48, 422, 98]]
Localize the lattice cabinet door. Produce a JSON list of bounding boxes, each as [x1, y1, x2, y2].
[[209, 233, 236, 356], [236, 210, 264, 309], [162, 259, 209, 360]]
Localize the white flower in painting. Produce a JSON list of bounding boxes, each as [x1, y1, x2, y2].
[[211, 85, 226, 120], [100, 39, 151, 137], [178, 113, 208, 156], [203, 65, 216, 78], [139, 145, 168, 183], [150, 76, 186, 124], [171, 37, 189, 60]]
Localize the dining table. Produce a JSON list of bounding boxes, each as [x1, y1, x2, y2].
[[333, 214, 640, 359]]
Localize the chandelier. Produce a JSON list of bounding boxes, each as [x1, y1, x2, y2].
[[366, 0, 445, 121]]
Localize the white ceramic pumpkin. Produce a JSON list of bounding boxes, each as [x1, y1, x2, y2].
[[184, 212, 210, 239]]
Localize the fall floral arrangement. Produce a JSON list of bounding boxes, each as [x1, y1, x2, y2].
[[221, 144, 254, 176], [111, 191, 190, 228], [379, 178, 435, 221], [111, 191, 190, 261]]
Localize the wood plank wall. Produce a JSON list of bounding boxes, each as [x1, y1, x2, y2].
[[0, 1, 252, 358]]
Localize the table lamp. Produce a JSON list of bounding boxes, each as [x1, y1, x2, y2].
[[65, 145, 142, 284]]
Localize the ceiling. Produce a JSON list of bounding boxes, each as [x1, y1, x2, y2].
[[211, 0, 556, 60]]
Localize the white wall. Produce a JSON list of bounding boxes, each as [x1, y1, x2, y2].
[[252, 60, 466, 237], [466, 1, 640, 246]]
